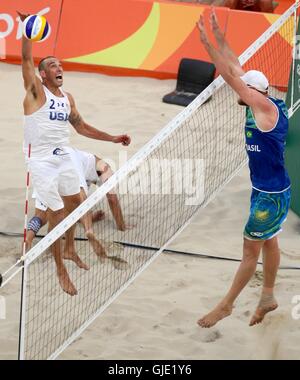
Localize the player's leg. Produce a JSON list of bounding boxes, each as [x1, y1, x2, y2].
[[62, 149, 107, 260], [58, 156, 89, 270], [198, 238, 263, 328], [262, 236, 280, 291], [78, 188, 107, 261], [95, 156, 127, 231], [29, 158, 78, 296], [225, 238, 264, 303], [62, 193, 89, 270], [47, 207, 77, 296], [247, 189, 290, 326], [198, 188, 268, 328], [26, 208, 47, 250], [249, 236, 279, 326], [106, 193, 126, 231]]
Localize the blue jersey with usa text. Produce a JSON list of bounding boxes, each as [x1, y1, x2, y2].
[[245, 97, 290, 193]]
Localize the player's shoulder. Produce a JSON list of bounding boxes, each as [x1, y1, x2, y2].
[[252, 92, 274, 112], [64, 91, 75, 105], [64, 91, 72, 99], [269, 97, 288, 118], [269, 96, 286, 106]]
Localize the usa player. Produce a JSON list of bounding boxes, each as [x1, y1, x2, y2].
[[19, 12, 131, 296]]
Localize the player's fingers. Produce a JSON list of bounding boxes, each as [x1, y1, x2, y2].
[[200, 15, 205, 29]]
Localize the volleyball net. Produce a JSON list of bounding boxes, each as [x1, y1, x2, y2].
[[17, 3, 298, 359]]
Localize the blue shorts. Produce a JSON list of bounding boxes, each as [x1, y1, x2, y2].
[[244, 188, 291, 241]]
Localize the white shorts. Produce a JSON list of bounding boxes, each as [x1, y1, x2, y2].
[[29, 149, 80, 212], [65, 147, 98, 194], [34, 196, 47, 212], [33, 148, 98, 211]]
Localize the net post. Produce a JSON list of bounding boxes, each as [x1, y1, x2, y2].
[[18, 143, 31, 360]]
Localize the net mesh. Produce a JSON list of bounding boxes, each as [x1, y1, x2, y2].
[[21, 6, 296, 360]]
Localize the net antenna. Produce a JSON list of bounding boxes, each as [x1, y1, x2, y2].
[[16, 3, 299, 360], [289, 0, 300, 116], [18, 143, 31, 360]]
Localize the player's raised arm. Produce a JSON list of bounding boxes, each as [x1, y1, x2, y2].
[[209, 8, 245, 76], [17, 11, 43, 96], [67, 92, 131, 146], [196, 11, 276, 131], [197, 13, 243, 98]]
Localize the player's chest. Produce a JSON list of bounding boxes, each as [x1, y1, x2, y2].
[[47, 97, 70, 121]]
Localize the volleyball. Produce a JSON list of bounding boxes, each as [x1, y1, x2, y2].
[[23, 15, 50, 42]]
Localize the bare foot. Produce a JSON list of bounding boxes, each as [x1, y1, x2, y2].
[[198, 303, 232, 328], [117, 223, 136, 231], [249, 294, 278, 326], [92, 210, 105, 223], [57, 269, 78, 296], [63, 249, 89, 270], [86, 231, 107, 262]]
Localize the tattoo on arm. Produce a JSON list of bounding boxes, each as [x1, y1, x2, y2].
[[69, 112, 83, 127]]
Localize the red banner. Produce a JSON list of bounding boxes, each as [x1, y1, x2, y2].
[[0, 0, 294, 86]]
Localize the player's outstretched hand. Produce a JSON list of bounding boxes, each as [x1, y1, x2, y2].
[[210, 8, 225, 39], [209, 7, 219, 32], [112, 134, 131, 146], [196, 15, 209, 46]]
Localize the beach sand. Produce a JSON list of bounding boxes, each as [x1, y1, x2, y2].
[[0, 62, 299, 360]]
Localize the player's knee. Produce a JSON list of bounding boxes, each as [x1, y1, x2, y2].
[[47, 208, 64, 224], [263, 236, 279, 250], [243, 239, 261, 261]]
